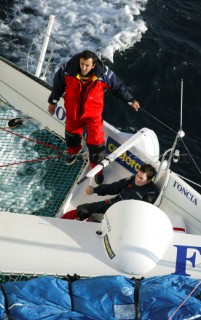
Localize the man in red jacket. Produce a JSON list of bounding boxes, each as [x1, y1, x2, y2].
[[62, 164, 159, 221], [48, 50, 140, 185]]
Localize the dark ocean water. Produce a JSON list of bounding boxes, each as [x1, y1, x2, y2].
[[104, 0, 201, 191], [0, 0, 201, 192]]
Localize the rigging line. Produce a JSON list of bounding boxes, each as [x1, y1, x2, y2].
[[140, 107, 201, 176], [41, 42, 56, 80], [140, 107, 177, 134], [168, 280, 201, 320], [0, 127, 61, 153], [26, 30, 66, 67], [176, 174, 201, 189], [44, 32, 67, 48], [180, 139, 201, 175], [27, 21, 43, 73], [0, 154, 62, 168]]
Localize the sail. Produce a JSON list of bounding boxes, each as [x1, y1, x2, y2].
[[1, 274, 201, 319]]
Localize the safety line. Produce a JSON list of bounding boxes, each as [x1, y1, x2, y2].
[[168, 280, 201, 320], [0, 154, 62, 168], [0, 125, 63, 168], [0, 127, 61, 152], [140, 107, 177, 134]]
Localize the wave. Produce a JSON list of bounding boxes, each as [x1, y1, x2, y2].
[[0, 0, 148, 78]]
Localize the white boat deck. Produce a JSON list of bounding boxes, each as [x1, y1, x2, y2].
[[0, 211, 120, 276], [0, 211, 201, 279]]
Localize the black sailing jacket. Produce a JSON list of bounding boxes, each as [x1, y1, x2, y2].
[[94, 175, 159, 204]]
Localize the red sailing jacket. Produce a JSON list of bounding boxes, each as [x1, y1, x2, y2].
[[48, 53, 136, 120], [64, 74, 110, 120]]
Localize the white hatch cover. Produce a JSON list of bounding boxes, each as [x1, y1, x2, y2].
[[100, 200, 173, 275]]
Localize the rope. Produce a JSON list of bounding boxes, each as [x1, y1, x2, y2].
[[176, 174, 201, 189], [168, 280, 201, 320], [0, 127, 61, 152], [140, 107, 177, 134], [180, 139, 201, 175], [1, 85, 200, 181], [0, 126, 63, 168], [0, 100, 65, 166], [140, 107, 201, 179], [0, 154, 62, 168]]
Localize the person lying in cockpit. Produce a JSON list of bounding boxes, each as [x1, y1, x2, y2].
[[61, 163, 159, 222]]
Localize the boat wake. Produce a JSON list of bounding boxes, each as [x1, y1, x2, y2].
[[0, 0, 147, 80]]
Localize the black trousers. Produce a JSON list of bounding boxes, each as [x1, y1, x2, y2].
[[77, 200, 111, 220]]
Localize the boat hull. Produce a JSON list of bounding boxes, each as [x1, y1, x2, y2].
[[0, 211, 200, 278]]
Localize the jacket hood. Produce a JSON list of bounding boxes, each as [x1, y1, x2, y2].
[[65, 53, 105, 77]]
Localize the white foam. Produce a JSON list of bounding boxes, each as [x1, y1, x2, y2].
[[1, 0, 148, 76]]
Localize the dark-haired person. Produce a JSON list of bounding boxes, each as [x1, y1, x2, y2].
[[62, 164, 159, 221], [48, 50, 140, 185]]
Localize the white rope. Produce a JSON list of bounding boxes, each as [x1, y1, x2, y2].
[[177, 173, 201, 189], [168, 280, 201, 320], [140, 107, 177, 134]]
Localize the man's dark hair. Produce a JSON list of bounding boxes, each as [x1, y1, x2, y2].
[[79, 50, 99, 64], [139, 164, 157, 180]]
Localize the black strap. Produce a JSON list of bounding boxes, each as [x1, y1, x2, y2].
[[132, 277, 144, 320], [134, 279, 140, 320], [67, 274, 80, 312]]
